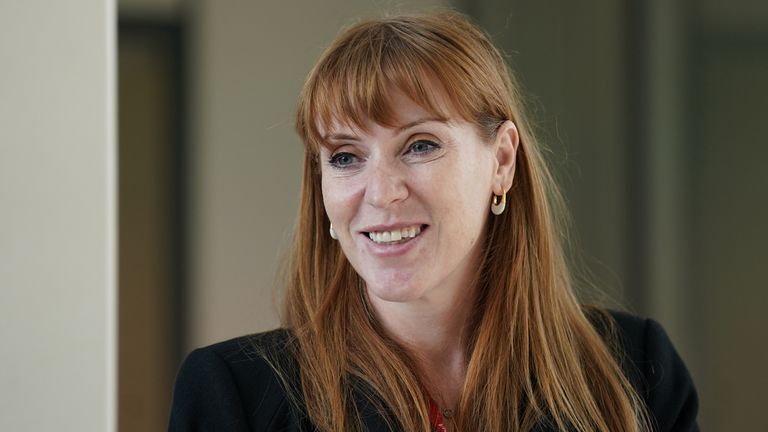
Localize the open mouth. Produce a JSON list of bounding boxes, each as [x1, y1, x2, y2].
[[362, 224, 428, 245]]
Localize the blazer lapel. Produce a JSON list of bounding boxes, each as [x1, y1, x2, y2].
[[351, 383, 399, 432]]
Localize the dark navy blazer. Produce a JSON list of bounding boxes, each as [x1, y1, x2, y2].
[[169, 311, 699, 431]]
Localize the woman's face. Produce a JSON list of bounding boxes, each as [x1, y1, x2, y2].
[[319, 89, 516, 306]]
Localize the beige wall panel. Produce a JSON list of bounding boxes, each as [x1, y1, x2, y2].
[[0, 1, 116, 431]]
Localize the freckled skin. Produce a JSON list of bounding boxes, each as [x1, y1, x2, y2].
[[319, 89, 500, 308]]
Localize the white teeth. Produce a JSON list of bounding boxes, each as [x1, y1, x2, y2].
[[367, 225, 423, 244]]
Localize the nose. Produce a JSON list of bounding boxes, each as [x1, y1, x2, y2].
[[364, 159, 409, 209]]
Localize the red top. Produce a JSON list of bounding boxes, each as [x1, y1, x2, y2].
[[428, 398, 447, 432]]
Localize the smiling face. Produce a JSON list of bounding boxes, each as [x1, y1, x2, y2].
[[319, 89, 504, 306]]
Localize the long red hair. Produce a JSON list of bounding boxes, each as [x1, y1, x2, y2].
[[280, 10, 651, 432]]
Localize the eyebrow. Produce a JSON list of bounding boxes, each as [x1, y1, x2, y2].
[[397, 117, 446, 133], [325, 132, 361, 142], [324, 117, 446, 142]]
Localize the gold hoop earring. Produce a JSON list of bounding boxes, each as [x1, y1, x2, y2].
[[491, 193, 506, 215], [329, 223, 338, 240]]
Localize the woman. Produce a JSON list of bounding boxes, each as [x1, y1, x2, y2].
[[170, 11, 698, 432]]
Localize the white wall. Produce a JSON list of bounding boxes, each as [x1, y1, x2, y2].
[[0, 1, 116, 431], [187, 0, 447, 349]]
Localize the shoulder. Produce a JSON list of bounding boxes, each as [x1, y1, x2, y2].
[[169, 329, 305, 431], [592, 309, 700, 432]]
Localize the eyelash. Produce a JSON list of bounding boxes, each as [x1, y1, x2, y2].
[[327, 152, 357, 168], [408, 139, 440, 155], [327, 140, 441, 169]]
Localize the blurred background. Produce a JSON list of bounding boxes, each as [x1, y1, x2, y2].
[[117, 0, 767, 430]]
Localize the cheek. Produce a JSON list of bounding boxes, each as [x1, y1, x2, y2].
[[444, 152, 493, 202], [438, 158, 493, 237], [321, 175, 361, 225], [321, 178, 343, 221], [443, 193, 489, 245]]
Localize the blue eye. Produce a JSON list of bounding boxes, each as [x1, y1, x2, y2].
[[408, 140, 439, 154], [328, 152, 358, 168]]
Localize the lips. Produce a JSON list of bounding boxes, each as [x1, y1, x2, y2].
[[357, 224, 428, 257]]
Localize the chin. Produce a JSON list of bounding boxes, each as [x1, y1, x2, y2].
[[366, 287, 420, 303], [363, 272, 426, 303]]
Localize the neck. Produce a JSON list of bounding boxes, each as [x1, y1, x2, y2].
[[368, 276, 477, 409], [373, 294, 471, 362]]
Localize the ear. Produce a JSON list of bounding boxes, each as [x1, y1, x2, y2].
[[492, 120, 519, 195]]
